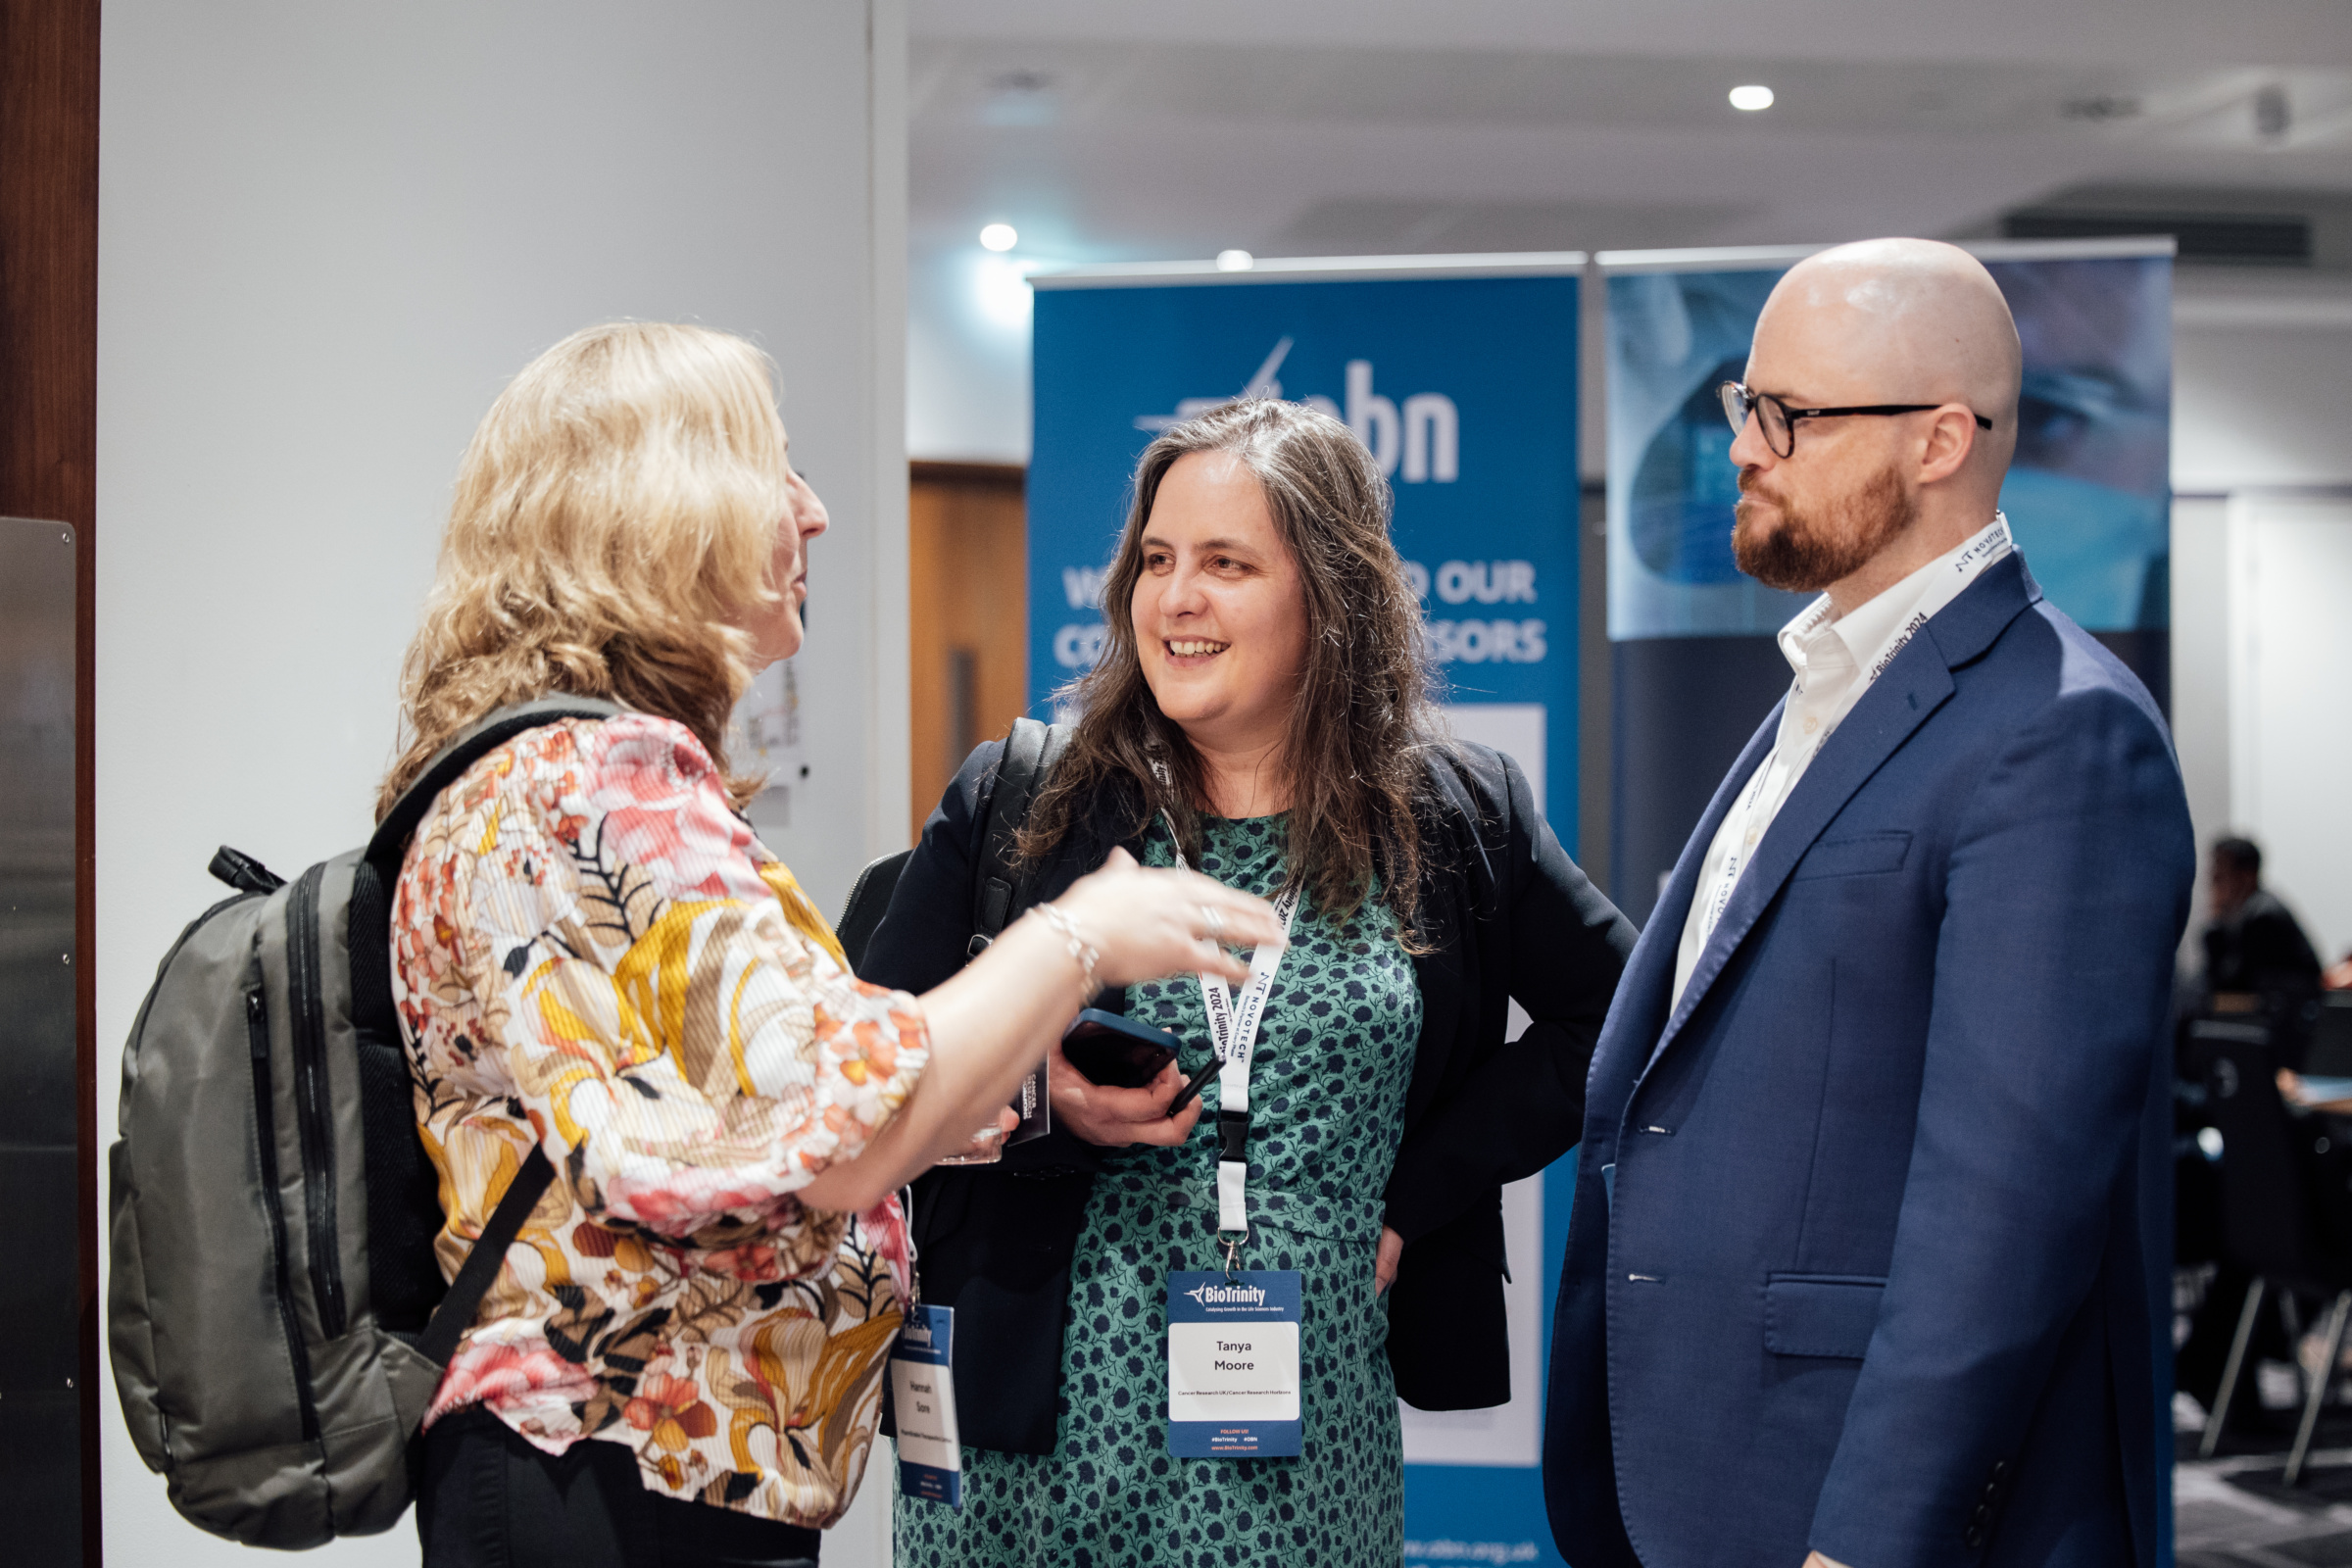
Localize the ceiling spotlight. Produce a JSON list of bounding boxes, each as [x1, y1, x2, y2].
[[1216, 250, 1254, 271], [979, 222, 1018, 252], [1729, 84, 1775, 112]]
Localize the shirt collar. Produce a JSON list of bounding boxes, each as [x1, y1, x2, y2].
[[1775, 513, 2010, 683]]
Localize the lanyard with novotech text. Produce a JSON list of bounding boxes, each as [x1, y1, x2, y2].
[[1149, 780, 1310, 1460], [1684, 514, 2014, 969], [1157, 809, 1301, 1243]]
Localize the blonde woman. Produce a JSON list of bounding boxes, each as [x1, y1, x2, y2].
[[383, 322, 1282, 1568]]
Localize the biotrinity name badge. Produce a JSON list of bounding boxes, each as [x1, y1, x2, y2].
[[1165, 1270, 1302, 1457], [890, 1303, 961, 1506]]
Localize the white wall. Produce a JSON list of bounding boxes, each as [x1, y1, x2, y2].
[[2167, 271, 2352, 975], [907, 247, 1034, 463], [2175, 276, 2352, 495], [2168, 497, 2231, 964], [96, 3, 905, 1562], [2224, 495, 2352, 969]]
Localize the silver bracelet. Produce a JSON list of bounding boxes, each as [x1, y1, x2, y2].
[[1031, 901, 1101, 999]]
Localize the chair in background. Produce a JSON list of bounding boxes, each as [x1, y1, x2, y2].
[[2305, 993, 2352, 1077], [2194, 1017, 2352, 1483]]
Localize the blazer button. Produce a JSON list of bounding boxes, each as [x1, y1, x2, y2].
[[1963, 1525, 1984, 1548]]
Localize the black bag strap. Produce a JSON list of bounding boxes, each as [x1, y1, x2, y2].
[[351, 696, 625, 1046], [416, 1147, 555, 1367], [354, 696, 618, 1366], [835, 849, 912, 973], [366, 696, 625, 867], [966, 717, 1071, 957]]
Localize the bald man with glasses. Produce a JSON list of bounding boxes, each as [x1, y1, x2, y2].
[[1544, 239, 2192, 1568]]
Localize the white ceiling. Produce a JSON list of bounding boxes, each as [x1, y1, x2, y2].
[[910, 0, 2352, 70], [904, 0, 2352, 461]]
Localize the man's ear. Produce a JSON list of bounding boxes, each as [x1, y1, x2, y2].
[[1916, 405, 1979, 486]]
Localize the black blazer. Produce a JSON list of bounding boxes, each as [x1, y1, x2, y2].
[[861, 737, 1635, 1453]]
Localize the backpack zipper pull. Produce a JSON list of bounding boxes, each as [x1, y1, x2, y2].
[[212, 846, 286, 895]]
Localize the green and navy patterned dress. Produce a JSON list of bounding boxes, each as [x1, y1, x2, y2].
[[895, 812, 1424, 1567]]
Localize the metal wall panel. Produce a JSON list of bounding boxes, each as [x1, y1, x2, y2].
[[0, 517, 81, 1562]]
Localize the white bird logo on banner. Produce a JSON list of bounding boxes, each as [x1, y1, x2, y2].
[[1133, 336, 1298, 431]]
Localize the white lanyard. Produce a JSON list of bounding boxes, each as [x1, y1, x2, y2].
[[1158, 808, 1300, 1236], [1685, 514, 2012, 969]]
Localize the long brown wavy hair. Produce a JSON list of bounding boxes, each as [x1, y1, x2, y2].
[[1022, 398, 1446, 936], [376, 321, 784, 820]]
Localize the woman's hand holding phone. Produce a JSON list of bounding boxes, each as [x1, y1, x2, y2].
[[1050, 1041, 1202, 1149]]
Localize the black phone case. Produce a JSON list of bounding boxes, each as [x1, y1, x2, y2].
[[1062, 1011, 1181, 1089]]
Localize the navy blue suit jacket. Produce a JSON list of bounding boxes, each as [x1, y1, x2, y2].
[[1544, 555, 2193, 1568]]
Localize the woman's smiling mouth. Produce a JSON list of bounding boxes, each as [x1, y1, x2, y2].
[[1165, 638, 1229, 660]]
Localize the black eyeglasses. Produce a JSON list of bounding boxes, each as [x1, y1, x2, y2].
[[1720, 381, 1992, 460]]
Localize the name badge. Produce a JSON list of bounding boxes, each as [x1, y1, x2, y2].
[[1165, 1270, 1302, 1457], [889, 1303, 961, 1506]]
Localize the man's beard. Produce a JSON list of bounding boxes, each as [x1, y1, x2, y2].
[[1733, 465, 1914, 593]]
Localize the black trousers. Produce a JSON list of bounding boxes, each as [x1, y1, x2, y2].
[[417, 1406, 823, 1568]]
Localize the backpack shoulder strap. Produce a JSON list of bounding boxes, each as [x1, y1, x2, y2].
[[415, 1147, 554, 1367], [365, 696, 625, 868], [351, 694, 626, 1042], [967, 717, 1072, 955], [835, 849, 912, 973], [353, 695, 618, 1363]]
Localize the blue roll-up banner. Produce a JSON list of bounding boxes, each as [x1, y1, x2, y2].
[[1030, 257, 1583, 1568]]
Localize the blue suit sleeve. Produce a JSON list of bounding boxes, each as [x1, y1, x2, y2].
[[1808, 674, 2192, 1566]]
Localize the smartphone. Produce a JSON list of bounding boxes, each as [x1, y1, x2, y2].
[[1061, 1008, 1183, 1089], [1162, 1055, 1221, 1120]]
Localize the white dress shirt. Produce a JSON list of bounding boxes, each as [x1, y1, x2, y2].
[[1669, 514, 2014, 1010]]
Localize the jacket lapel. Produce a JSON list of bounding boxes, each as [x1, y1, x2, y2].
[[1640, 554, 2040, 1076], [1587, 705, 1783, 1118]]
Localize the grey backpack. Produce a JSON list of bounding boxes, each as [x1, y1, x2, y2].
[[108, 698, 615, 1547]]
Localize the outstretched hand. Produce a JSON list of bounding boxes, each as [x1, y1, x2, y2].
[[1050, 847, 1285, 990]]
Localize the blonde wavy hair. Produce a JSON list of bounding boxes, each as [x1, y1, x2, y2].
[[377, 321, 787, 821]]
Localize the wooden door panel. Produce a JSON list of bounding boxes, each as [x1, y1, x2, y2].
[[908, 462, 1027, 844]]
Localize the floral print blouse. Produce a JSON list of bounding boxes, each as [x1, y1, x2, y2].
[[391, 712, 927, 1526]]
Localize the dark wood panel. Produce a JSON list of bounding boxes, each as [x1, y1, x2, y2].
[[0, 1, 101, 1561], [908, 464, 1028, 844], [911, 459, 1026, 492]]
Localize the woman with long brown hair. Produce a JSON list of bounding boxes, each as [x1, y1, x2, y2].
[[379, 321, 1283, 1568], [862, 398, 1636, 1565]]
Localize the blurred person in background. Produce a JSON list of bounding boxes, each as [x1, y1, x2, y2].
[[862, 399, 1634, 1567], [2175, 840, 2325, 1413], [2200, 835, 2322, 1012], [380, 321, 1282, 1568]]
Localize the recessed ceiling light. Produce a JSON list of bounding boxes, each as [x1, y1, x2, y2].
[[1215, 250, 1254, 271], [979, 222, 1018, 252], [1729, 84, 1775, 112]]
